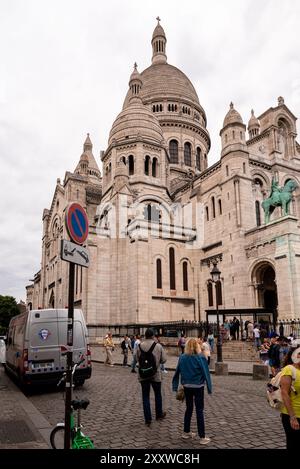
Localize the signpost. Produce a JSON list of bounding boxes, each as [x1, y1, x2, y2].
[[61, 203, 89, 449]]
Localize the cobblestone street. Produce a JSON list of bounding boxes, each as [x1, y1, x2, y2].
[[27, 362, 285, 450]]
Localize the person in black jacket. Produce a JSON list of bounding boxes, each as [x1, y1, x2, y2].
[[268, 336, 282, 376], [121, 335, 132, 367]]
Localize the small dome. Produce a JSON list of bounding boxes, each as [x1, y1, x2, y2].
[[129, 62, 142, 84], [109, 101, 163, 146], [223, 102, 243, 127], [152, 22, 166, 40], [248, 109, 260, 129]]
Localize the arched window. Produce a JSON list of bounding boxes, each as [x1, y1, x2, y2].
[[152, 158, 158, 177], [156, 259, 162, 289], [183, 262, 188, 291], [207, 282, 213, 306], [196, 147, 201, 171], [212, 197, 216, 218], [255, 200, 261, 226], [205, 206, 209, 221], [144, 155, 150, 175], [184, 142, 192, 166], [216, 280, 222, 305], [128, 155, 134, 175], [218, 199, 222, 215], [169, 140, 178, 164], [147, 204, 152, 221], [169, 247, 176, 290]]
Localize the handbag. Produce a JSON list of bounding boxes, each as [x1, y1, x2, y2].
[[176, 386, 185, 401]]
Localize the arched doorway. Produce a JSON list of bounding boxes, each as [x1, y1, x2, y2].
[[252, 262, 278, 322]]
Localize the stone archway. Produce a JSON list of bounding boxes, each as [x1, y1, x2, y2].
[[252, 262, 278, 321]]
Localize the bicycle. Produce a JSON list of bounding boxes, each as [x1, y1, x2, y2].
[[50, 356, 94, 449]]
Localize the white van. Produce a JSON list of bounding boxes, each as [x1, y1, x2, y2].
[[5, 309, 92, 387]]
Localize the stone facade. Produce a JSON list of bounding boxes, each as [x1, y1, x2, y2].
[[26, 20, 300, 335]]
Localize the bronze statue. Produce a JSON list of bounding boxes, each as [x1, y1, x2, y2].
[[262, 178, 298, 224]]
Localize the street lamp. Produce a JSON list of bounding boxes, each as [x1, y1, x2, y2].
[[210, 260, 222, 363]]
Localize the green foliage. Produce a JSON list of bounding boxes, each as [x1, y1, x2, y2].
[[0, 296, 19, 333]]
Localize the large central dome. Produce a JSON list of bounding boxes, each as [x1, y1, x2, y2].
[[123, 63, 201, 110]]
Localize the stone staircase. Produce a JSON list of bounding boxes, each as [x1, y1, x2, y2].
[[215, 340, 259, 361]]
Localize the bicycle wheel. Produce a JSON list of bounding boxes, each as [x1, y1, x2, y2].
[[50, 425, 65, 449]]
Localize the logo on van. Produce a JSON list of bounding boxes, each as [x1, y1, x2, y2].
[[38, 329, 51, 341]]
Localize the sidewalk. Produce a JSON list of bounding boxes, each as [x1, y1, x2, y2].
[[0, 365, 51, 449], [90, 346, 255, 375]]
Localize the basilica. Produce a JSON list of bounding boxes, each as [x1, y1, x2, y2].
[[26, 20, 300, 339]]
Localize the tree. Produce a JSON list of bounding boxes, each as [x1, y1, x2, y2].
[[0, 296, 19, 334]]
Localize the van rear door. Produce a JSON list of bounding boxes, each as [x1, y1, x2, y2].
[[28, 311, 60, 373], [57, 310, 87, 369]]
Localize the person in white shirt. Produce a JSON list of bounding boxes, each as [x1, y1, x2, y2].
[[253, 325, 261, 350], [131, 334, 141, 373]]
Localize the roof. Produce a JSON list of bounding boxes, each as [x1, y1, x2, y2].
[[223, 102, 243, 127], [123, 63, 200, 109]]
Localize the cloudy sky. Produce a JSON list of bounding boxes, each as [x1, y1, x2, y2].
[[0, 0, 300, 301]]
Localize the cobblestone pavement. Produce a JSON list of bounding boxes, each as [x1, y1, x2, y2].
[[90, 346, 255, 374], [27, 362, 285, 450]]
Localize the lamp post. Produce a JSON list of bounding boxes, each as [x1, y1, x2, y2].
[[210, 260, 222, 363]]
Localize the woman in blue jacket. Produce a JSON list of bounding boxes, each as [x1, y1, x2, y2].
[[172, 338, 212, 444]]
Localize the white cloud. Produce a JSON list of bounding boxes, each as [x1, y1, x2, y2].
[[0, 0, 299, 300]]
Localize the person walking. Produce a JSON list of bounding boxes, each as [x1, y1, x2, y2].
[[207, 332, 214, 353], [268, 336, 282, 376], [253, 324, 261, 350], [120, 335, 132, 367], [172, 338, 212, 445], [201, 337, 211, 366], [104, 332, 115, 366], [131, 334, 141, 373], [155, 334, 168, 373], [280, 346, 300, 449], [178, 333, 186, 354], [136, 328, 167, 426]]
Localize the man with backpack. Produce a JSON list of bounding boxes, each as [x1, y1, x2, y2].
[[136, 328, 167, 426]]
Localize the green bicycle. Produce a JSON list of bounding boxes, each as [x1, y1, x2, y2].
[[50, 358, 94, 449]]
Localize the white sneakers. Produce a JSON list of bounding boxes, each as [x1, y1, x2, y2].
[[182, 432, 196, 439], [199, 437, 211, 445], [182, 434, 211, 445]]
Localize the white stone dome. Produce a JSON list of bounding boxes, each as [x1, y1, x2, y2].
[[123, 63, 201, 110], [223, 102, 243, 127], [109, 101, 163, 145]]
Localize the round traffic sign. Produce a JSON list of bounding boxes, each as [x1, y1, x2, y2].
[[65, 203, 89, 245]]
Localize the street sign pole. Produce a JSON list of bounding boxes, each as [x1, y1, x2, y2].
[[64, 262, 75, 449], [62, 203, 89, 449]]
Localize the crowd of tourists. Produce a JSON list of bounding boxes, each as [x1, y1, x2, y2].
[[103, 328, 300, 449]]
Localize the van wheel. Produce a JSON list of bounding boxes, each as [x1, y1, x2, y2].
[[74, 379, 85, 387]]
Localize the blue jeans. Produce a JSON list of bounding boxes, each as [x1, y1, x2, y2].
[[131, 354, 137, 370], [183, 387, 205, 437], [140, 380, 163, 423]]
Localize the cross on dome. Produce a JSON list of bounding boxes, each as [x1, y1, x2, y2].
[[156, 16, 161, 23]]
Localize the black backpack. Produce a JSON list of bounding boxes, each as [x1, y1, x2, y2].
[[138, 342, 157, 379]]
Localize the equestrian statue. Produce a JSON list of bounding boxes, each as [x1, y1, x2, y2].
[[262, 178, 298, 224]]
